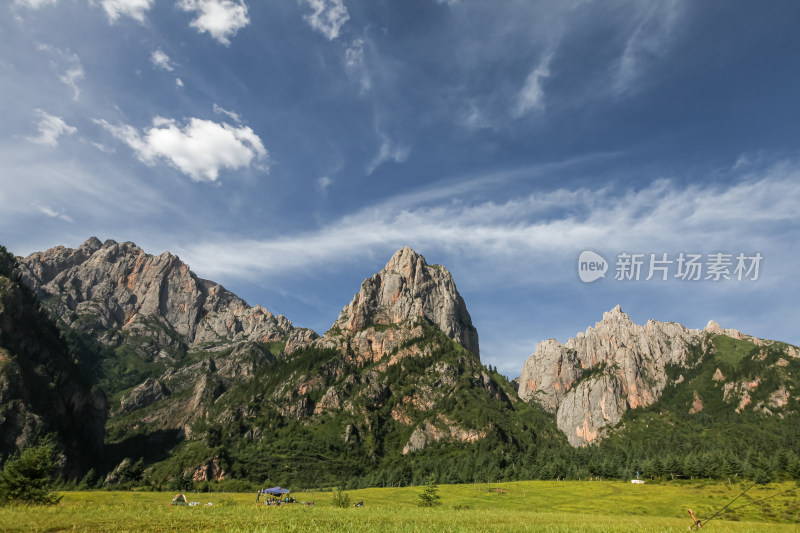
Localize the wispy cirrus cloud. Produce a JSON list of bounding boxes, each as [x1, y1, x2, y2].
[[26, 109, 76, 147], [612, 0, 682, 96], [514, 51, 553, 118], [179, 0, 250, 45], [100, 0, 155, 23], [213, 104, 242, 123], [178, 162, 800, 283], [37, 44, 84, 101], [30, 201, 74, 223], [344, 38, 370, 93], [13, 0, 58, 8], [366, 132, 410, 175], [299, 0, 349, 41], [95, 115, 267, 181]]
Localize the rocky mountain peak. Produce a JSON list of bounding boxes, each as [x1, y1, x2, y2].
[[16, 238, 308, 351], [600, 304, 631, 324], [520, 306, 701, 446], [325, 247, 479, 358]]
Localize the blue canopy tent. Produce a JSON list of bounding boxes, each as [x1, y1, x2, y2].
[[263, 487, 290, 495]]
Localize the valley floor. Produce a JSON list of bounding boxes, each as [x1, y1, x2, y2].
[[0, 480, 797, 532]]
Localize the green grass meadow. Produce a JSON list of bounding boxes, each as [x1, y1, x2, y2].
[[1, 480, 798, 532]]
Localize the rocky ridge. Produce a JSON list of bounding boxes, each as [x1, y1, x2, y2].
[[518, 306, 795, 446], [17, 237, 312, 356]]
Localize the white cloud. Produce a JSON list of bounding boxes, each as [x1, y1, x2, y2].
[[299, 0, 349, 41], [30, 201, 74, 223], [213, 103, 241, 123], [151, 49, 174, 71], [13, 0, 58, 8], [37, 44, 84, 101], [316, 176, 332, 192], [178, 0, 250, 45], [177, 164, 800, 283], [176, 78, 184, 87], [344, 38, 370, 93], [95, 116, 268, 181], [26, 109, 76, 147], [366, 133, 410, 175], [612, 1, 681, 96], [59, 66, 84, 101], [100, 0, 155, 23], [514, 51, 553, 118]]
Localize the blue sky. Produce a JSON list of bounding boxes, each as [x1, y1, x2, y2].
[[2, 0, 800, 376]]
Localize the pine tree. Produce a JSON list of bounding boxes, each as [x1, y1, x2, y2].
[[417, 474, 441, 507], [0, 440, 62, 505]]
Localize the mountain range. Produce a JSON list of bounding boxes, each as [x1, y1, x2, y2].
[[1, 238, 798, 488]]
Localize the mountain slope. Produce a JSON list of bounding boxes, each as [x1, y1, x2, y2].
[[141, 247, 559, 487], [0, 246, 106, 479], [18, 238, 315, 398], [16, 240, 560, 487]]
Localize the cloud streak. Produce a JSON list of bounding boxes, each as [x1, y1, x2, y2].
[[514, 51, 553, 117], [100, 0, 155, 23], [612, 1, 682, 96], [300, 0, 349, 40], [178, 163, 800, 282], [26, 110, 76, 147]]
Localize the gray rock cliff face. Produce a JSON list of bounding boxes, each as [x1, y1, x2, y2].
[[316, 246, 479, 360], [17, 238, 309, 350], [519, 306, 702, 446]]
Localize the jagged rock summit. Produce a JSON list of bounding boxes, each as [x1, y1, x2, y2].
[[519, 305, 702, 446], [518, 305, 799, 447], [317, 246, 479, 360], [17, 237, 311, 351]]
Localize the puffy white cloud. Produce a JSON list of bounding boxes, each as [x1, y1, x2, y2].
[[178, 0, 250, 45], [100, 0, 155, 23], [299, 0, 349, 41], [514, 51, 552, 118], [151, 49, 174, 71], [176, 78, 184, 87], [26, 109, 76, 147], [95, 116, 268, 181]]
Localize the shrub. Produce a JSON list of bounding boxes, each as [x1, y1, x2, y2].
[[331, 489, 351, 508], [0, 440, 63, 505]]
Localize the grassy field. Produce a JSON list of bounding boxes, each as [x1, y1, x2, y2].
[[0, 480, 798, 532]]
